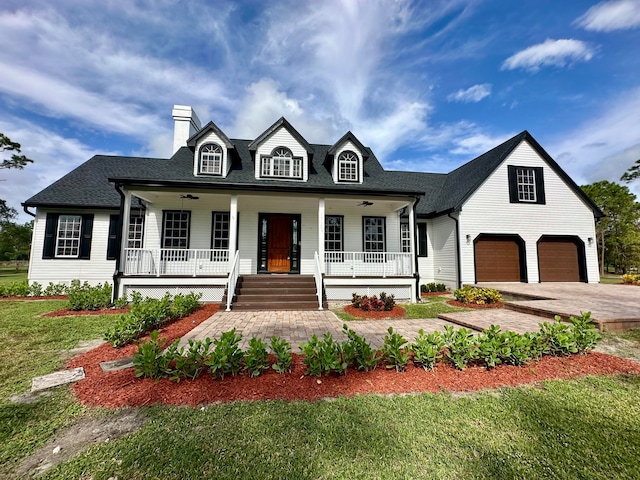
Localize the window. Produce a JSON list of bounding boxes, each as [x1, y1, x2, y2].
[[260, 147, 303, 179], [56, 215, 82, 257], [42, 213, 93, 260], [325, 215, 343, 261], [508, 165, 546, 204], [400, 222, 411, 253], [128, 216, 145, 249], [211, 212, 230, 250], [338, 150, 359, 182], [200, 143, 223, 175], [363, 216, 385, 261], [417, 223, 428, 257], [162, 211, 190, 260]]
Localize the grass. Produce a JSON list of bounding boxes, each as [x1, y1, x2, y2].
[[2, 299, 640, 479], [611, 328, 640, 344], [333, 295, 469, 321], [42, 375, 640, 480], [0, 270, 28, 285], [600, 274, 623, 285], [0, 300, 118, 471]]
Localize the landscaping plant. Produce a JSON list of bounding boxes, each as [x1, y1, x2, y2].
[[569, 312, 601, 353], [342, 324, 379, 371], [206, 329, 244, 379], [244, 337, 270, 378], [67, 280, 113, 310], [300, 332, 352, 376], [270, 336, 292, 373], [382, 327, 410, 372], [539, 318, 578, 356], [443, 325, 478, 370], [411, 329, 445, 371], [421, 282, 448, 293], [476, 325, 510, 369], [133, 330, 173, 380], [453, 285, 502, 305], [351, 292, 396, 311], [170, 338, 212, 381]]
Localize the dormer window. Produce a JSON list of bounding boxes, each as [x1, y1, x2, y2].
[[338, 150, 359, 182], [261, 147, 303, 179], [200, 143, 223, 175]]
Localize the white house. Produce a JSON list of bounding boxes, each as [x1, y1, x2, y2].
[[23, 105, 602, 309]]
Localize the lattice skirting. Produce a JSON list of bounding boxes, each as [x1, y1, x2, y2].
[[325, 285, 412, 301], [122, 284, 224, 302]]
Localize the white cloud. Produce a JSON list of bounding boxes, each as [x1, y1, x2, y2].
[[576, 0, 640, 31], [501, 39, 594, 72], [447, 84, 492, 103]]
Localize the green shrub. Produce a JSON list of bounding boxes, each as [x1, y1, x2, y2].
[[443, 325, 478, 370], [476, 325, 511, 369], [244, 337, 270, 378], [67, 281, 112, 310], [342, 324, 379, 372], [0, 280, 31, 297], [113, 295, 129, 309], [382, 327, 410, 372], [454, 285, 502, 305], [171, 292, 202, 318], [300, 332, 352, 377], [411, 329, 444, 371], [270, 336, 292, 373], [422, 282, 449, 293], [170, 338, 212, 381], [539, 318, 578, 356], [206, 329, 244, 379], [569, 312, 601, 353], [43, 282, 67, 296], [133, 331, 173, 380], [29, 282, 43, 297]]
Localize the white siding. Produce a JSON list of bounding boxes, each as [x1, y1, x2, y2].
[[458, 140, 599, 283], [193, 131, 229, 177], [254, 126, 309, 181], [431, 214, 458, 290], [417, 219, 435, 285], [332, 140, 364, 184], [28, 209, 118, 286]]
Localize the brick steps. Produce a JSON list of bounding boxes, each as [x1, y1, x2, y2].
[[225, 275, 327, 311]]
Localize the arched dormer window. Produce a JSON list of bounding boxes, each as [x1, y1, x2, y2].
[[338, 150, 359, 182], [260, 146, 302, 179], [200, 143, 223, 175]]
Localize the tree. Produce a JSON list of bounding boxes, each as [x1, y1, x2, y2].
[[0, 133, 33, 170], [581, 180, 640, 275], [621, 159, 640, 183], [0, 221, 32, 270]]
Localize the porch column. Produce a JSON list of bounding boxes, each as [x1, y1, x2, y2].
[[408, 200, 417, 303], [318, 198, 325, 273], [229, 194, 238, 263], [119, 189, 132, 274]]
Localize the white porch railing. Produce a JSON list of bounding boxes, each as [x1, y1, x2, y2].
[[313, 251, 324, 310], [123, 248, 230, 276], [324, 252, 413, 277], [226, 250, 240, 312]]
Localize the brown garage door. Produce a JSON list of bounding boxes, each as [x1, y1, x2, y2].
[[475, 236, 522, 282], [538, 238, 580, 282]]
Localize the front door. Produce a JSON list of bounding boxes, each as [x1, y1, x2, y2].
[[258, 213, 301, 273], [268, 215, 291, 272]]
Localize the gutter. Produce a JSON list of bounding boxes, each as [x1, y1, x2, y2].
[[112, 183, 126, 302], [22, 204, 36, 217], [412, 195, 422, 302], [448, 211, 462, 289]]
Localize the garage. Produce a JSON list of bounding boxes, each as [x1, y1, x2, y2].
[[538, 236, 586, 282], [474, 235, 525, 282]]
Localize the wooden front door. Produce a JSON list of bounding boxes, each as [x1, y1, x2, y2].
[[267, 215, 291, 272]]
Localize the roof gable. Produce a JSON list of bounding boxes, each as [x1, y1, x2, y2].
[[328, 131, 369, 159], [186, 121, 233, 149], [247, 117, 313, 154]]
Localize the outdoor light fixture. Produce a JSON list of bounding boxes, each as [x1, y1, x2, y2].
[[588, 237, 594, 246], [466, 234, 471, 244], [357, 201, 374, 207]]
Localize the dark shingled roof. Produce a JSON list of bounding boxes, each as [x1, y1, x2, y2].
[[23, 130, 603, 218]]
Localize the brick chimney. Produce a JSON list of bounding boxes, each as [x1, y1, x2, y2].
[[172, 105, 201, 154]]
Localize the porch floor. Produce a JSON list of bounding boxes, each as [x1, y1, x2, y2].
[[177, 310, 458, 350]]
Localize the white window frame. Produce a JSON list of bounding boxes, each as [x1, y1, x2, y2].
[[400, 222, 411, 253], [127, 216, 144, 249], [363, 217, 386, 253], [55, 215, 82, 258], [260, 147, 303, 179], [200, 143, 223, 175], [516, 167, 536, 202], [338, 151, 359, 182], [162, 211, 191, 250], [211, 212, 230, 250]]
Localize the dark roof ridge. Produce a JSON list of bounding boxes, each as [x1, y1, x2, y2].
[[247, 117, 314, 153], [186, 120, 234, 149]]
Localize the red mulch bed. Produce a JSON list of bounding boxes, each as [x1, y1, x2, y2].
[[44, 307, 130, 317], [421, 292, 452, 297], [66, 307, 640, 408], [447, 300, 504, 309], [0, 295, 68, 301], [343, 305, 406, 319]]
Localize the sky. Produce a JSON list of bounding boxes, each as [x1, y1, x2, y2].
[[1, 0, 640, 222]]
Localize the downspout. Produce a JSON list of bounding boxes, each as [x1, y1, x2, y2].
[[412, 195, 421, 302], [113, 183, 126, 303], [23, 205, 36, 217], [447, 211, 462, 289]]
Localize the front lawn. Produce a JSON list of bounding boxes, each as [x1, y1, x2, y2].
[[333, 295, 469, 321]]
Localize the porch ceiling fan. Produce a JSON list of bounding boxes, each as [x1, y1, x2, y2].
[[180, 194, 199, 200], [357, 201, 374, 207]]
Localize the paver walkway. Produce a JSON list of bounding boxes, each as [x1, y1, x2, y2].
[[439, 309, 543, 334], [178, 310, 458, 350]]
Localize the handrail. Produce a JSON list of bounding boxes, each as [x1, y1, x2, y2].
[[313, 251, 324, 310], [323, 251, 413, 277], [225, 250, 240, 312]]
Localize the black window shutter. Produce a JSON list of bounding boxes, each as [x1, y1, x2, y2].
[[507, 165, 519, 203], [107, 214, 119, 260], [417, 223, 428, 257], [79, 214, 94, 259], [42, 213, 59, 259], [535, 167, 546, 204]]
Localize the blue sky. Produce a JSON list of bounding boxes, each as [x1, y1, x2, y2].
[[1, 0, 639, 222]]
